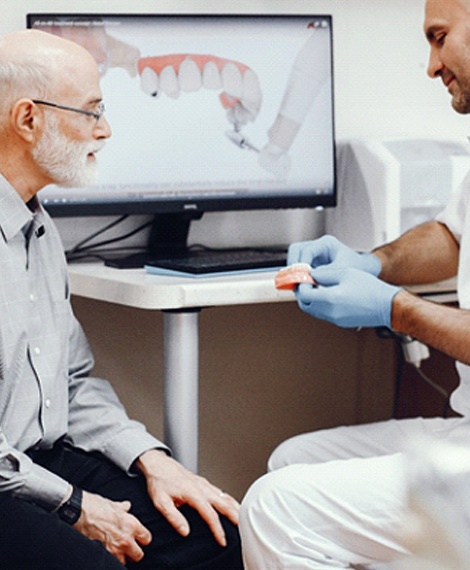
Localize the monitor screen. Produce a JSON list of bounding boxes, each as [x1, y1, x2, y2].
[[28, 13, 335, 210], [27, 12, 336, 265]]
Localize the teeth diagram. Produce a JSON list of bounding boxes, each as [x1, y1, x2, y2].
[[138, 54, 262, 127], [137, 28, 327, 179]]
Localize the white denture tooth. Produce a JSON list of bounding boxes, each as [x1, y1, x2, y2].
[[242, 69, 262, 116], [160, 65, 180, 98], [179, 57, 202, 92], [202, 61, 222, 90], [221, 62, 243, 98], [140, 67, 159, 96]]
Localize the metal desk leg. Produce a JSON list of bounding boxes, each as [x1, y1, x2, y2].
[[163, 309, 200, 473]]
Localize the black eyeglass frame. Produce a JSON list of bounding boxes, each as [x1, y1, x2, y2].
[[32, 99, 105, 123]]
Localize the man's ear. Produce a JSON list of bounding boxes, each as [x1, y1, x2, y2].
[[10, 98, 43, 143]]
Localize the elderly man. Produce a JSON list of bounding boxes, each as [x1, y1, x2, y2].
[[0, 29, 242, 569], [240, 0, 470, 568]]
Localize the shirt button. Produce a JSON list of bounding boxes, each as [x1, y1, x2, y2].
[[45, 399, 51, 408], [34, 346, 41, 355], [29, 293, 36, 302]]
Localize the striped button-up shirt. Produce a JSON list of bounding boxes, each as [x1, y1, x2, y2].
[[0, 175, 164, 510]]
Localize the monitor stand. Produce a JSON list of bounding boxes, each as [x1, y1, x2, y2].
[[104, 212, 203, 269]]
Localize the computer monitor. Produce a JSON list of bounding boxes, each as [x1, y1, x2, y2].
[[27, 12, 336, 265]]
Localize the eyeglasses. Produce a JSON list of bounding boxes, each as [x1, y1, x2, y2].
[[32, 100, 106, 124]]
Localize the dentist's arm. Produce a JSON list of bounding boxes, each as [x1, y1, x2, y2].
[[392, 290, 470, 365], [373, 220, 459, 285]]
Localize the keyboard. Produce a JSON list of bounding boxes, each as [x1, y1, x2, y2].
[[145, 248, 287, 275]]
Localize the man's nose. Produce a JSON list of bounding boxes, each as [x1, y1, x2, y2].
[[94, 115, 112, 139], [427, 47, 443, 79]]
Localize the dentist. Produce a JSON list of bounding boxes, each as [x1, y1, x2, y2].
[[240, 0, 470, 568]]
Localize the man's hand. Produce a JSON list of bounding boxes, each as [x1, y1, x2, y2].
[[288, 235, 382, 276], [296, 266, 401, 329], [74, 491, 152, 565], [136, 449, 240, 547]]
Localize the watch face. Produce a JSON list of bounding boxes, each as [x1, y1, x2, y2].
[[62, 505, 78, 519], [58, 487, 82, 524]]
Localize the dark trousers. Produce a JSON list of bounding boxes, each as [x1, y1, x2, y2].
[[0, 443, 243, 569]]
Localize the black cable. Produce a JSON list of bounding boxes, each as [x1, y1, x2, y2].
[[67, 215, 129, 254], [65, 216, 154, 261], [71, 219, 153, 253], [66, 246, 145, 263]]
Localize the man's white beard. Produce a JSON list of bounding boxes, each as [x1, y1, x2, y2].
[[32, 113, 103, 188]]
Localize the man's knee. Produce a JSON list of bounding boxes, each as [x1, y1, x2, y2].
[[240, 471, 277, 534], [240, 465, 325, 568], [241, 465, 314, 535], [240, 471, 283, 568]]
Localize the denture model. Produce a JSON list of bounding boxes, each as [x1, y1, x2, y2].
[[274, 263, 316, 291], [138, 54, 262, 128]]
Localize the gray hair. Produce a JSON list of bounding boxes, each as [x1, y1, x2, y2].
[[0, 57, 54, 123]]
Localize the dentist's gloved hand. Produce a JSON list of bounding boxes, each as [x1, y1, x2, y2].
[[296, 266, 401, 329], [288, 235, 381, 277]]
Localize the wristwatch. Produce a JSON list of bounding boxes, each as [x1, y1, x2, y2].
[[57, 485, 82, 525]]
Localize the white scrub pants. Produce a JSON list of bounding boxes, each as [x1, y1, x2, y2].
[[240, 416, 469, 569]]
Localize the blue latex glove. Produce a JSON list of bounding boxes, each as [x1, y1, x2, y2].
[[288, 235, 381, 277], [296, 266, 401, 329]]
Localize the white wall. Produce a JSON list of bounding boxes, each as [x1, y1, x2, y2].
[[4, 0, 468, 249]]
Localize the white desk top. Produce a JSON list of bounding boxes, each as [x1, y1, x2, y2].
[[68, 262, 458, 311], [68, 263, 295, 310]]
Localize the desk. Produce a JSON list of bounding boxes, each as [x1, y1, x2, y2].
[[69, 263, 295, 472], [68, 263, 457, 472]]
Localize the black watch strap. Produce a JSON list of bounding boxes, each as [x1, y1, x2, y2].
[[57, 485, 82, 525]]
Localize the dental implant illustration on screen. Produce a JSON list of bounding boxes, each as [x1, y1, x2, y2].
[[36, 19, 329, 178], [138, 21, 329, 178]]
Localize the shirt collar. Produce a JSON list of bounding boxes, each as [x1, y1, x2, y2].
[[0, 174, 39, 242]]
